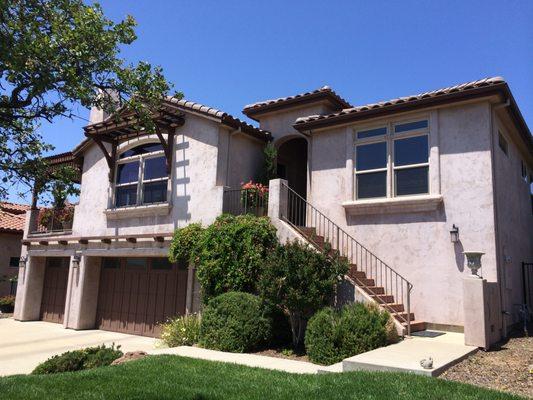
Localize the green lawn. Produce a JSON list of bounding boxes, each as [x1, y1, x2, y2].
[[0, 355, 523, 400]]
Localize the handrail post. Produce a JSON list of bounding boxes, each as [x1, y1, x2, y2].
[[406, 285, 412, 337]]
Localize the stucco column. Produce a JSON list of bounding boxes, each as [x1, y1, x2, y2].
[[13, 256, 46, 321], [463, 276, 502, 349], [64, 255, 101, 330], [267, 178, 288, 221]]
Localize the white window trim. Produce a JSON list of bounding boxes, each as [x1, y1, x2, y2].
[[113, 146, 169, 208], [353, 117, 431, 201]]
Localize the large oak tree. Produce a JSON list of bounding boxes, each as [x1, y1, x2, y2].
[[0, 0, 181, 199]]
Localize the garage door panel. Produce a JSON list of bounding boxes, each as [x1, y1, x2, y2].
[[40, 258, 70, 324], [97, 257, 186, 337]]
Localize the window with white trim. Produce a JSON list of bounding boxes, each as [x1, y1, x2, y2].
[[354, 119, 429, 200], [114, 143, 168, 207]]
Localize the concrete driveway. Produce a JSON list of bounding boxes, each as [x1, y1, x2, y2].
[[0, 318, 158, 376]]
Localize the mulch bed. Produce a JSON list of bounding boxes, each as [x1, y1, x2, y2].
[[441, 326, 533, 399], [253, 348, 310, 363]]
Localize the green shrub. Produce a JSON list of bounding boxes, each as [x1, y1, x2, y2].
[[199, 292, 271, 352], [195, 214, 278, 302], [259, 240, 349, 348], [160, 314, 201, 347], [305, 302, 390, 365], [168, 223, 204, 263], [32, 344, 123, 375]]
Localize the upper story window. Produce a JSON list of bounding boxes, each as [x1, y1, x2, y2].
[[115, 143, 168, 208], [354, 119, 429, 200]]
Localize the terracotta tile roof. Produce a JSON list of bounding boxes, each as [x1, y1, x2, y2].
[[0, 202, 29, 233], [166, 98, 272, 141], [242, 86, 352, 119], [295, 77, 508, 127]]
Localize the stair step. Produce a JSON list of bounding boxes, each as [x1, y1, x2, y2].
[[298, 227, 316, 237], [392, 312, 415, 322], [358, 278, 375, 286], [371, 294, 395, 303], [362, 286, 385, 295], [349, 270, 366, 279], [402, 320, 426, 333], [384, 303, 404, 312]]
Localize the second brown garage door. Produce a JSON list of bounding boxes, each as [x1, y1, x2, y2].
[[96, 257, 188, 337], [40, 257, 70, 324]]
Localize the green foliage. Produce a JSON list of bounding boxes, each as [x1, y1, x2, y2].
[[305, 303, 390, 365], [259, 241, 349, 348], [259, 143, 277, 184], [0, 0, 179, 199], [168, 223, 204, 264], [160, 314, 201, 347], [195, 214, 278, 302], [199, 292, 271, 353], [32, 344, 122, 375], [0, 295, 15, 307]]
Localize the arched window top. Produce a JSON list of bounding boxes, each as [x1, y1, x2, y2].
[[119, 143, 163, 159]]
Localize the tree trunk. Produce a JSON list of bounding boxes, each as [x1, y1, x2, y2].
[[288, 311, 307, 350]]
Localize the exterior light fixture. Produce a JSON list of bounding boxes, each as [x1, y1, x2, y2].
[[72, 254, 82, 268], [463, 251, 485, 278], [450, 224, 459, 243], [19, 256, 27, 268]]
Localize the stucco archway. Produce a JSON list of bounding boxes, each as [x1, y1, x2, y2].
[[276, 137, 308, 199]]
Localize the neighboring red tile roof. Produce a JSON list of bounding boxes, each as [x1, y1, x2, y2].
[[243, 86, 352, 120], [0, 203, 29, 233]]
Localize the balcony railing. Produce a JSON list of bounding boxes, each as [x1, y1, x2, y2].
[[28, 207, 74, 235], [222, 188, 268, 217]]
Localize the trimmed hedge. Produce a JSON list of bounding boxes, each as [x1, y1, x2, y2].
[[199, 292, 271, 352], [305, 302, 391, 365], [32, 345, 122, 374], [195, 214, 278, 302]]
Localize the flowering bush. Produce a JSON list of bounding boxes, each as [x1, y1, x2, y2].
[[241, 180, 268, 209], [38, 205, 75, 230], [160, 314, 201, 347]]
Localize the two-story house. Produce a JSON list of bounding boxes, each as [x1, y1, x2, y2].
[[14, 77, 533, 345]]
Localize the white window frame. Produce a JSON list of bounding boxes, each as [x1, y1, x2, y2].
[[353, 117, 430, 200], [114, 145, 168, 208]]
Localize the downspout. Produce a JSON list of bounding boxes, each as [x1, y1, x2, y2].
[[489, 99, 511, 338], [225, 128, 241, 187]]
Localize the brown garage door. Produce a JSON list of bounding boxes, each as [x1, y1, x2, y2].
[[40, 257, 70, 324], [96, 257, 188, 337]]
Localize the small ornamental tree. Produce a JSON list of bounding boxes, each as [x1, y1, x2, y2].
[[195, 214, 278, 302], [259, 241, 349, 349], [259, 143, 277, 185]]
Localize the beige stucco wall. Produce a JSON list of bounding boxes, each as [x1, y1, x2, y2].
[[0, 233, 23, 296], [72, 111, 264, 237], [492, 111, 533, 327], [292, 101, 499, 327]]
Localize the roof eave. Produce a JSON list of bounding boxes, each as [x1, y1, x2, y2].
[[294, 83, 532, 155], [243, 92, 351, 121]]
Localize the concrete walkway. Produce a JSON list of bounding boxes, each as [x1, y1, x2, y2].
[[343, 331, 478, 376], [149, 346, 330, 374], [0, 319, 158, 376]]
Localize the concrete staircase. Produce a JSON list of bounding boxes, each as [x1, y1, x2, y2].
[[297, 226, 426, 333]]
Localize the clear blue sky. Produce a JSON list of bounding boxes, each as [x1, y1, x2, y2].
[[9, 0, 533, 202]]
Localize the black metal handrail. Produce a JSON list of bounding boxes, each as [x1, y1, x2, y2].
[[222, 188, 268, 217], [280, 182, 413, 335], [30, 207, 74, 234]]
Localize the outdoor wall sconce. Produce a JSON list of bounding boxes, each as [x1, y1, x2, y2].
[[463, 251, 484, 278], [450, 224, 460, 243], [19, 256, 27, 268], [72, 254, 82, 268]]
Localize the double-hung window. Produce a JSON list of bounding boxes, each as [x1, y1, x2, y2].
[[115, 143, 168, 207], [354, 119, 429, 200]]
